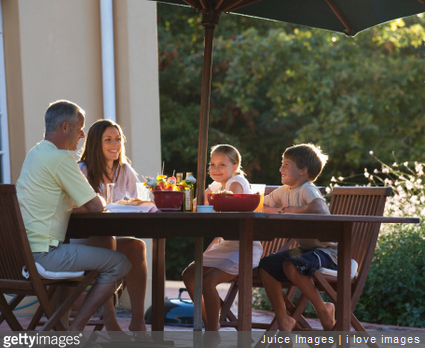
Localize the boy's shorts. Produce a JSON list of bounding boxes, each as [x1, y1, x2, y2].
[[258, 247, 337, 282]]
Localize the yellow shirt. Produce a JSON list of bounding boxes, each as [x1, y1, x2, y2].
[[17, 140, 97, 252]]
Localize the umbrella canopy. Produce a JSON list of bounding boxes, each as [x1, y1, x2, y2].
[[153, 0, 425, 204], [159, 0, 425, 36]]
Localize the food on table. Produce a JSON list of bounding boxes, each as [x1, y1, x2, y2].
[[143, 174, 196, 192], [116, 198, 148, 206]]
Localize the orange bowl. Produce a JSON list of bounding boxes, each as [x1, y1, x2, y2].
[[153, 190, 184, 211], [207, 193, 260, 212]]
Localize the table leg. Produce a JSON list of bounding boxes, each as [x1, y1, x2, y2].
[[337, 222, 352, 335], [151, 238, 165, 339], [238, 220, 253, 347], [194, 236, 204, 331]]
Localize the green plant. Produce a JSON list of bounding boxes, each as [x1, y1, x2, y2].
[[332, 154, 424, 327], [355, 225, 425, 327]]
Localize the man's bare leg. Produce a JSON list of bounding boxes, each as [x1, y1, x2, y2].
[[69, 282, 120, 331]]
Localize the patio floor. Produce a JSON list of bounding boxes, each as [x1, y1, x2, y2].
[[1, 281, 424, 333]]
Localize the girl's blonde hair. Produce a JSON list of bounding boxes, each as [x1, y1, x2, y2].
[[210, 144, 245, 176]]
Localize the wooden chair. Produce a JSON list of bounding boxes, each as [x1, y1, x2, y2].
[[218, 185, 324, 330], [267, 186, 392, 334], [0, 184, 98, 331]]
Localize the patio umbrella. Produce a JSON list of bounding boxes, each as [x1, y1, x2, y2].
[[152, 0, 425, 204]]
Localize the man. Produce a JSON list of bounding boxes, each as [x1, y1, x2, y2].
[[17, 100, 131, 331]]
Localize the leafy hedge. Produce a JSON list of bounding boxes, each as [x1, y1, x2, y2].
[[355, 224, 425, 327]]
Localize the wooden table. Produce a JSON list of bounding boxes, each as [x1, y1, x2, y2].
[[67, 212, 418, 342]]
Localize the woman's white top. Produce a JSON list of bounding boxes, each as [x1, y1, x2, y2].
[[78, 162, 140, 201], [203, 174, 263, 275]]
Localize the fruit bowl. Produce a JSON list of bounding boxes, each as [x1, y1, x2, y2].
[[207, 193, 260, 212], [153, 190, 184, 211]]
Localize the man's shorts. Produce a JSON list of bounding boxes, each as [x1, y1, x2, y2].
[[33, 243, 131, 284]]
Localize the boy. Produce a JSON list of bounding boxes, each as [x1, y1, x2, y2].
[[259, 143, 336, 331]]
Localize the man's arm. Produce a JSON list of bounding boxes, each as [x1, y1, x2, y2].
[[74, 195, 104, 213]]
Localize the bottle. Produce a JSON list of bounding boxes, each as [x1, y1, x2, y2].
[[176, 173, 183, 184], [183, 172, 194, 212], [176, 173, 184, 211]]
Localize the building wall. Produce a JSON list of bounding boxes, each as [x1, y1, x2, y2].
[[1, 0, 161, 313], [114, 0, 161, 178]]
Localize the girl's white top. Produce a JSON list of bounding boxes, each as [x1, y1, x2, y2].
[[203, 174, 263, 275], [208, 174, 251, 194]]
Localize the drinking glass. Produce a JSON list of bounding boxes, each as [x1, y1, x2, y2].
[[137, 182, 151, 201], [106, 183, 115, 204], [250, 184, 266, 212]]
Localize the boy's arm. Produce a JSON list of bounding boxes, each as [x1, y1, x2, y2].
[[281, 198, 330, 214], [263, 205, 282, 213]]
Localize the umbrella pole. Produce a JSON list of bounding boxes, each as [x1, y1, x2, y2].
[[195, 24, 216, 206], [193, 11, 220, 335]]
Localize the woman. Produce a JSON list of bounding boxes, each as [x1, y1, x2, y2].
[[77, 119, 148, 332]]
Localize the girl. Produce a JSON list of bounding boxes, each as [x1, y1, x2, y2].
[[182, 144, 263, 335], [77, 119, 148, 332]]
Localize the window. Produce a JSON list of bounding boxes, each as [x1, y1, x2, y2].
[[0, 0, 10, 183]]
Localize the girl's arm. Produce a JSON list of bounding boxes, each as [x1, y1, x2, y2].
[[204, 187, 213, 204], [228, 182, 243, 194]]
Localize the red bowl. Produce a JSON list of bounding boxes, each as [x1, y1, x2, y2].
[[207, 193, 260, 212], [153, 190, 184, 211]]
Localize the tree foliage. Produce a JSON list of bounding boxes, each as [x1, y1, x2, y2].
[[157, 4, 425, 187]]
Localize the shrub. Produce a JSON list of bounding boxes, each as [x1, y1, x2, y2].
[[355, 224, 425, 327], [333, 153, 424, 327]]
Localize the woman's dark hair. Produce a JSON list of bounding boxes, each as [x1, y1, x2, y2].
[[78, 119, 129, 193]]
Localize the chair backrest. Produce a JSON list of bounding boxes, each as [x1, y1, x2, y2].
[[0, 184, 39, 282], [328, 186, 391, 293]]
